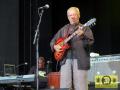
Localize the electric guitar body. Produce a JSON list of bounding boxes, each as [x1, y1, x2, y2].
[[54, 37, 70, 61]]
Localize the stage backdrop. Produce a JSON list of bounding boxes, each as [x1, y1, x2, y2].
[[0, 0, 19, 75]]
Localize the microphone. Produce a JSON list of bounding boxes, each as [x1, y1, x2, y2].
[[47, 61, 52, 64], [16, 62, 28, 68], [38, 4, 49, 10]]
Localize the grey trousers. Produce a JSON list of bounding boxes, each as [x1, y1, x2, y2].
[[60, 59, 88, 90]]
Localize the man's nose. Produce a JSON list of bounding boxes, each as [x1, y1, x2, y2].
[[71, 16, 75, 19]]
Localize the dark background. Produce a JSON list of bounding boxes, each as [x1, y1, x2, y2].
[[0, 0, 19, 75], [0, 0, 120, 75]]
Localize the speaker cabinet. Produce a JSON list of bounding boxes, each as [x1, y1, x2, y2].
[[88, 56, 120, 82]]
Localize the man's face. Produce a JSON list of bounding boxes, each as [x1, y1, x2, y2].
[[38, 59, 45, 69], [67, 9, 80, 25]]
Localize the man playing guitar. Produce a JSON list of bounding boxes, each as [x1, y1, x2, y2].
[[50, 7, 95, 90]]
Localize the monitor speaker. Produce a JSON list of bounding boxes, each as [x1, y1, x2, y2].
[[88, 60, 120, 82]]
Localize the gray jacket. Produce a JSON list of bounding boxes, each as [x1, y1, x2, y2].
[[50, 23, 94, 70]]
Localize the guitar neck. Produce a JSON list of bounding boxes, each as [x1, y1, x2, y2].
[[64, 31, 77, 43], [64, 26, 84, 44]]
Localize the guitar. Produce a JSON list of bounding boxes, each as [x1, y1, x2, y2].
[[54, 18, 96, 61]]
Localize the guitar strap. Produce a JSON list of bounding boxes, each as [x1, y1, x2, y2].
[[66, 23, 80, 37], [64, 24, 71, 38], [65, 24, 74, 38]]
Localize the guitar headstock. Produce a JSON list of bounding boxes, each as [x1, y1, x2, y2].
[[84, 18, 96, 27]]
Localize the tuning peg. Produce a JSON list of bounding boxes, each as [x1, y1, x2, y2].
[[93, 22, 96, 25]]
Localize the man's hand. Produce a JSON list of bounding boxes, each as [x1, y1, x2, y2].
[[76, 26, 84, 36], [54, 44, 62, 52]]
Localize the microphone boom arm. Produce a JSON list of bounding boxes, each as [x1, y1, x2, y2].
[[33, 9, 44, 45]]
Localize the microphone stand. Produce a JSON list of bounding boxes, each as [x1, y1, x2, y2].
[[33, 9, 44, 90]]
